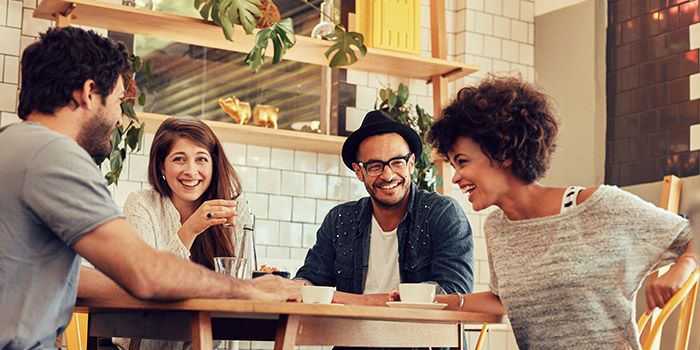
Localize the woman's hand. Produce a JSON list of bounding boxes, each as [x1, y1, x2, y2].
[[645, 255, 697, 312], [178, 199, 237, 248]]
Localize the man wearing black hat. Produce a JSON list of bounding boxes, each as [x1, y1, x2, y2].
[[295, 110, 473, 304]]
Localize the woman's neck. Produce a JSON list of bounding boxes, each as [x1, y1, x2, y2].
[[497, 182, 565, 221]]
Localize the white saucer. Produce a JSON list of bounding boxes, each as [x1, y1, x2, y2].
[[386, 301, 448, 310]]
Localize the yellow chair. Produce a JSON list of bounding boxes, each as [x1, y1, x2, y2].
[[473, 323, 488, 350], [64, 312, 88, 350], [637, 270, 700, 350]]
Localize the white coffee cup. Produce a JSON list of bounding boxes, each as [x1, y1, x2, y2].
[[301, 285, 335, 304], [399, 283, 436, 303]]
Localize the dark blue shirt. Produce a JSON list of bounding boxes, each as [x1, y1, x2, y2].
[[296, 184, 473, 294]]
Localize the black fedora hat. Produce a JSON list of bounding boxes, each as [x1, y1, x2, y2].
[[341, 110, 423, 169]]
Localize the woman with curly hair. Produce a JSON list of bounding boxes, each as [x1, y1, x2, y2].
[[426, 76, 697, 349]]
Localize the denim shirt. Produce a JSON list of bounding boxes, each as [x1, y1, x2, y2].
[[296, 184, 474, 294]]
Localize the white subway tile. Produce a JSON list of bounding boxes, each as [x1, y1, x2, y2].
[[294, 150, 317, 172], [356, 85, 378, 111], [691, 124, 700, 151], [256, 168, 281, 195], [0, 57, 4, 83], [455, 32, 466, 55], [502, 0, 519, 19], [465, 32, 484, 56], [492, 59, 511, 73], [408, 78, 429, 97], [270, 148, 294, 170], [344, 106, 367, 133], [267, 195, 292, 221], [488, 329, 508, 350], [0, 82, 17, 112], [280, 170, 305, 196], [0, 0, 7, 27], [7, 1, 21, 28], [279, 221, 303, 247], [416, 95, 433, 116], [0, 111, 20, 126], [317, 153, 340, 175], [692, 23, 700, 50], [474, 283, 490, 292], [473, 12, 493, 35], [246, 192, 269, 219], [519, 43, 533, 65], [478, 260, 491, 284], [302, 223, 321, 247], [3, 55, 17, 84], [22, 0, 35, 9], [493, 16, 510, 39], [305, 173, 327, 199], [387, 75, 409, 91], [483, 36, 502, 59], [511, 62, 528, 77], [349, 180, 367, 200], [466, 0, 483, 11], [526, 66, 534, 82], [421, 3, 431, 30], [223, 142, 246, 166], [141, 133, 154, 156], [474, 237, 488, 261], [445, 0, 456, 11], [520, 0, 534, 22], [501, 39, 519, 63], [484, 0, 501, 15], [255, 219, 279, 245], [315, 200, 338, 224], [267, 247, 289, 259], [127, 154, 149, 183], [421, 29, 431, 54], [21, 8, 50, 37], [528, 22, 534, 44], [246, 145, 270, 168], [235, 166, 257, 193], [466, 213, 482, 238], [255, 246, 267, 259], [466, 9, 476, 32], [346, 69, 368, 86], [292, 197, 316, 223], [341, 162, 357, 177], [291, 247, 309, 260], [454, 0, 466, 10], [0, 27, 20, 55], [19, 34, 33, 54], [326, 176, 349, 201], [690, 73, 700, 100], [447, 32, 455, 56], [111, 180, 142, 207], [511, 19, 528, 43], [367, 72, 388, 89]]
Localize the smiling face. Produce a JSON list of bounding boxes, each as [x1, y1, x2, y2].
[[162, 137, 213, 206], [352, 133, 415, 209], [448, 136, 512, 212]]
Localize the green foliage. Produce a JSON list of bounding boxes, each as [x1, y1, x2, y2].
[[245, 18, 295, 73], [95, 54, 151, 185], [377, 83, 437, 192], [195, 0, 367, 72]]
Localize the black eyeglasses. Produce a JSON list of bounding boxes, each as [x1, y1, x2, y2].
[[357, 153, 412, 176]]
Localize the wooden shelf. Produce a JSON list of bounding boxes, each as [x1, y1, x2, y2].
[[34, 0, 478, 81], [138, 112, 346, 155]]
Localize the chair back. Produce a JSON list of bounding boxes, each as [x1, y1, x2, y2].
[[64, 312, 88, 350], [637, 270, 700, 350]]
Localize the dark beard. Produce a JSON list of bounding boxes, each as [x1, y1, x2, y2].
[[76, 109, 113, 158]]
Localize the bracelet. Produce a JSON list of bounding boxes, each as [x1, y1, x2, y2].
[[457, 293, 464, 310]]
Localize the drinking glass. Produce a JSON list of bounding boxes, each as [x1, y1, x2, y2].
[[213, 257, 248, 279]]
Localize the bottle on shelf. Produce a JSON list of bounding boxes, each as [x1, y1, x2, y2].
[[311, 0, 336, 40]]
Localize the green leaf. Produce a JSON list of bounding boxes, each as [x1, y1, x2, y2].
[[397, 83, 409, 105], [126, 127, 140, 150], [387, 90, 397, 109], [324, 28, 367, 68], [145, 61, 153, 81], [138, 92, 146, 106], [121, 101, 136, 119], [245, 19, 296, 73], [230, 0, 262, 35]]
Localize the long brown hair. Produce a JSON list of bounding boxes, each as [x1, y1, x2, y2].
[[148, 116, 243, 270]]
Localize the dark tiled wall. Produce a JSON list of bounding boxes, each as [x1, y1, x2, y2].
[[606, 0, 700, 186]]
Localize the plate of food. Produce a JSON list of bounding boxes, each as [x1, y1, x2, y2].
[[252, 264, 291, 279]]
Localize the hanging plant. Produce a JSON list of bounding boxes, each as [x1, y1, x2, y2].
[[377, 83, 439, 192], [93, 54, 151, 185], [194, 0, 367, 73]]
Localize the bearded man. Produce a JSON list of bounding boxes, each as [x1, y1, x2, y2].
[[295, 110, 474, 305]]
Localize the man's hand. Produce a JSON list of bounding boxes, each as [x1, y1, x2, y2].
[[249, 275, 301, 302]]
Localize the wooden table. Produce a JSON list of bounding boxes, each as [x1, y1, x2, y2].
[[76, 297, 505, 350]]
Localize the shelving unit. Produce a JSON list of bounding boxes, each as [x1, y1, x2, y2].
[[33, 0, 478, 82]]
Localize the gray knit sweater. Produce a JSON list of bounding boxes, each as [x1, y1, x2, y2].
[[484, 185, 691, 349]]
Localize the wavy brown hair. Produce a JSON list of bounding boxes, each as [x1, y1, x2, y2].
[[148, 116, 242, 270], [428, 76, 559, 183]]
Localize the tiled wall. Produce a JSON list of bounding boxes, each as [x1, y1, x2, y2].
[[606, 0, 700, 186], [0, 1, 534, 349]]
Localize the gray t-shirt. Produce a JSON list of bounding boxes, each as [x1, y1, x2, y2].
[[0, 123, 122, 349], [485, 185, 691, 350]]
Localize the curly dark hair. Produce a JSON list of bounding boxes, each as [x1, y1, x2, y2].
[[428, 76, 559, 184], [18, 27, 130, 119]]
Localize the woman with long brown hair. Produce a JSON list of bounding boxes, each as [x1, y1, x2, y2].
[[116, 116, 248, 349]]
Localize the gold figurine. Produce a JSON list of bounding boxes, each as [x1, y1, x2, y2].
[[218, 96, 251, 124], [253, 104, 279, 129]]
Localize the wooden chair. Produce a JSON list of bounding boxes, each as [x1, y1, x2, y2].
[[637, 270, 700, 350], [64, 312, 88, 350]]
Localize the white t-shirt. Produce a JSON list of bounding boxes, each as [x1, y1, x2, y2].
[[363, 215, 401, 294]]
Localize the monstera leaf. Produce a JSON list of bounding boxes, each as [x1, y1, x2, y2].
[[324, 28, 367, 68], [196, 0, 262, 38], [245, 18, 295, 72]]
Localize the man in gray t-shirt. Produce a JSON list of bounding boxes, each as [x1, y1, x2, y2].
[[1, 27, 300, 349]]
